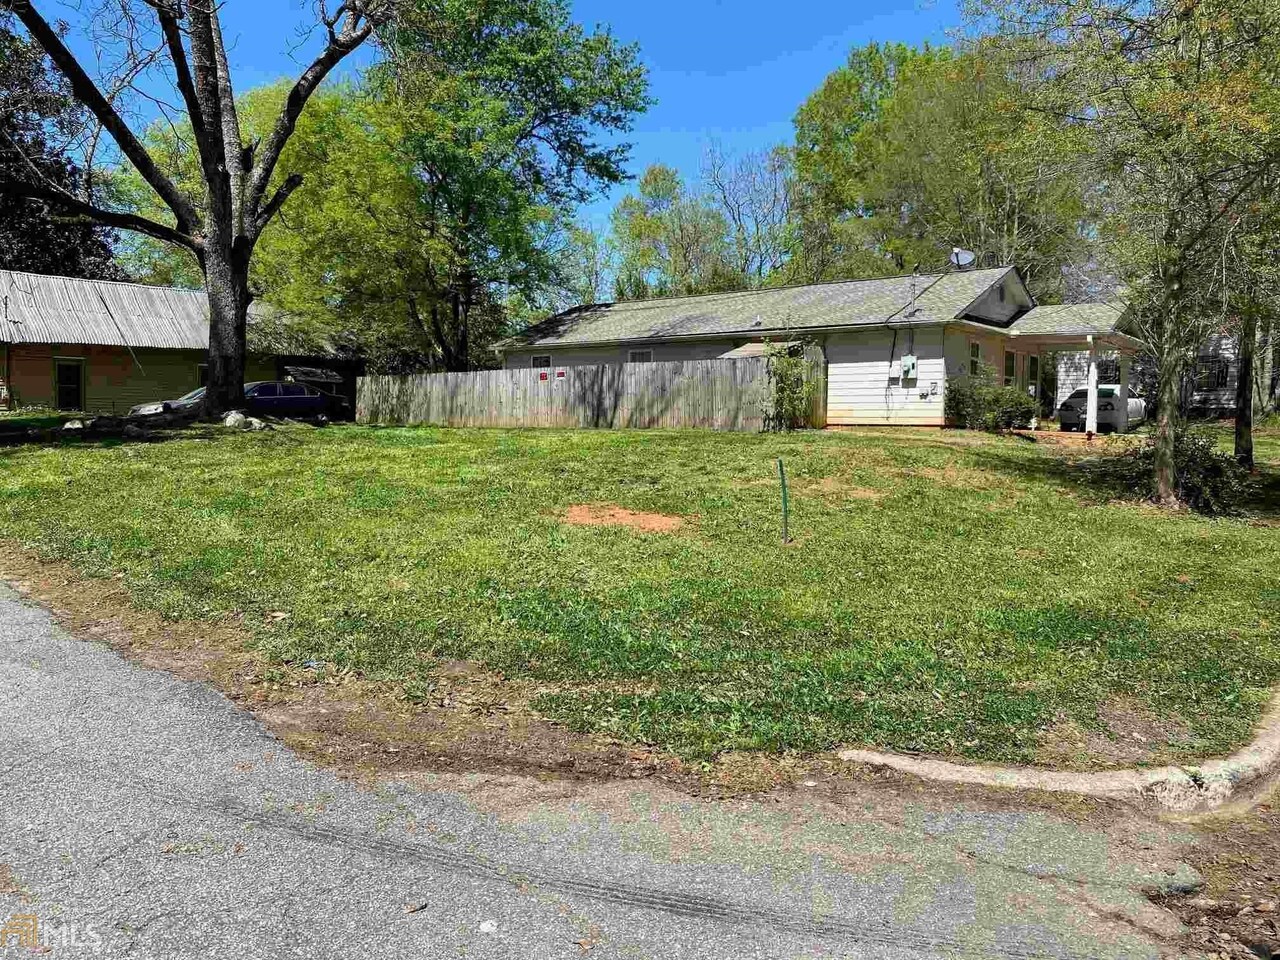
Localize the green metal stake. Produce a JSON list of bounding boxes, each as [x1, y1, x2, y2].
[[777, 457, 790, 544]]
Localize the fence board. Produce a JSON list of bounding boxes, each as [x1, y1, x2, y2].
[[358, 357, 778, 432]]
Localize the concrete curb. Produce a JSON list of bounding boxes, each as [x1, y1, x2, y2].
[[836, 694, 1280, 812]]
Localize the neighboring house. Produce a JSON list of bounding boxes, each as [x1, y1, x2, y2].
[[0, 269, 354, 413], [1056, 333, 1253, 417], [497, 266, 1141, 428], [1186, 334, 1239, 414]]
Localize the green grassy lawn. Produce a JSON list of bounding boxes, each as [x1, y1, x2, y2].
[[0, 424, 1276, 765]]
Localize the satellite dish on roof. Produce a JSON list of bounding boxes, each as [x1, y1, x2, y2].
[[950, 248, 977, 270]]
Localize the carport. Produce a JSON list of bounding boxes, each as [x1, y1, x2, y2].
[[1005, 303, 1147, 434]]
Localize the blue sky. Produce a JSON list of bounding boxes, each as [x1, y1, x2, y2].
[[63, 0, 961, 224], [570, 0, 961, 223]]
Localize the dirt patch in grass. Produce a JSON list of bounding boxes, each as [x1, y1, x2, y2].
[[1037, 697, 1192, 767], [563, 503, 685, 533], [1018, 430, 1146, 449]]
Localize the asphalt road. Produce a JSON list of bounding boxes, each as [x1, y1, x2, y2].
[[0, 583, 1200, 959]]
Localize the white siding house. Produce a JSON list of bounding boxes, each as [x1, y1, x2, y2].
[[497, 268, 1140, 428]]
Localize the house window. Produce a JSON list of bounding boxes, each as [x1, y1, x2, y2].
[[969, 342, 981, 376], [1004, 351, 1016, 386], [530, 355, 552, 368], [1194, 357, 1229, 390], [627, 349, 653, 364], [197, 363, 209, 387], [1027, 355, 1040, 397]]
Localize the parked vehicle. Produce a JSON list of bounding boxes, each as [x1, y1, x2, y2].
[[129, 387, 206, 418], [1057, 385, 1146, 432], [247, 381, 351, 419], [129, 382, 348, 420]]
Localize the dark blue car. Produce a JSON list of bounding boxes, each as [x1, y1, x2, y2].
[[242, 381, 345, 419], [130, 382, 348, 420]]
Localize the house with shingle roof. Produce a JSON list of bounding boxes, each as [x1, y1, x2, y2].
[[497, 266, 1144, 428]]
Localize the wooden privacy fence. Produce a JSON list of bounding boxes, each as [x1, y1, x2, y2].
[[358, 357, 779, 431]]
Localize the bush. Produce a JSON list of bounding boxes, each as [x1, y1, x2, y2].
[[945, 364, 1037, 431], [1104, 429, 1255, 515], [764, 341, 816, 431]]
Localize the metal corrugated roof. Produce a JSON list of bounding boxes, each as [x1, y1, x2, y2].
[[0, 269, 327, 355], [501, 267, 1017, 349], [1008, 302, 1126, 337], [0, 269, 213, 349]]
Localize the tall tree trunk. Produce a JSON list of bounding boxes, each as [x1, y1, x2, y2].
[[204, 247, 249, 416], [1235, 308, 1256, 468], [1260, 314, 1277, 416], [1153, 326, 1185, 504]]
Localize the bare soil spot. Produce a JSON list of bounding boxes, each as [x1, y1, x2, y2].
[[1155, 792, 1280, 959], [906, 463, 1019, 491], [1037, 697, 1191, 767], [563, 503, 684, 533], [1019, 430, 1144, 449]]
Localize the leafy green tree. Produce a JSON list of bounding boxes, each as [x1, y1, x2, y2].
[[611, 164, 743, 299], [557, 222, 615, 307], [1217, 186, 1280, 466], [0, 17, 120, 279], [1, 0, 383, 415], [856, 50, 1090, 300], [972, 0, 1280, 501], [790, 42, 947, 281], [123, 0, 650, 371], [791, 41, 1087, 297]]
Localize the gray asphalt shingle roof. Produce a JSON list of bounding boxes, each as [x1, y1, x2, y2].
[[1008, 302, 1127, 337], [503, 267, 1015, 348]]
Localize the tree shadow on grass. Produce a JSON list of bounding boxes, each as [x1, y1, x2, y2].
[[969, 443, 1280, 519], [0, 419, 318, 452]]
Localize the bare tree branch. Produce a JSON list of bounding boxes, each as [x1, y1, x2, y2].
[[209, 8, 245, 233], [6, 0, 201, 234], [0, 178, 196, 249], [145, 0, 208, 144], [245, 3, 374, 218], [252, 172, 302, 237]]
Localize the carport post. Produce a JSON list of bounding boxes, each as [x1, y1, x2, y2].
[[1118, 354, 1131, 434], [1085, 335, 1099, 436]]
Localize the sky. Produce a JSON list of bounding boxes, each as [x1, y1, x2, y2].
[[568, 0, 961, 224], [60, 0, 962, 225]]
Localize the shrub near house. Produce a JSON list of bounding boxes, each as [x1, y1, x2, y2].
[[944, 362, 1037, 430]]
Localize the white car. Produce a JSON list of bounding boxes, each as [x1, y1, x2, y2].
[[1057, 384, 1146, 432]]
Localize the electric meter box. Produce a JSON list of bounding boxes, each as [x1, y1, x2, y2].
[[901, 354, 918, 380]]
